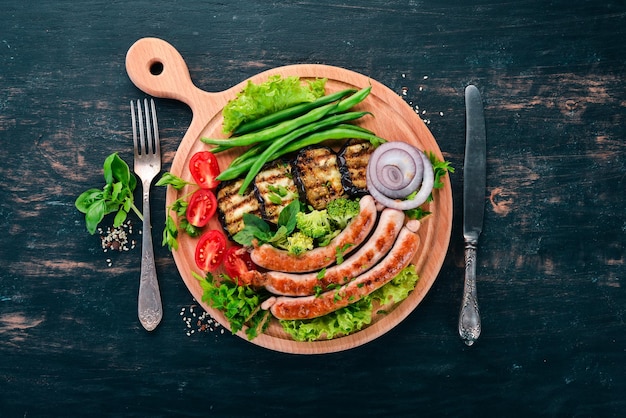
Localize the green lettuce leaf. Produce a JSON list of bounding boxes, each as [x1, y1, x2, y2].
[[222, 75, 326, 134], [370, 263, 420, 307]]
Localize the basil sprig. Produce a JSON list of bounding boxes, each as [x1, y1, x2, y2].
[[75, 153, 142, 234]]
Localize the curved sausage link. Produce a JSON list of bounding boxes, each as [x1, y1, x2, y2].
[[250, 195, 377, 273], [264, 208, 406, 296], [270, 226, 420, 320]]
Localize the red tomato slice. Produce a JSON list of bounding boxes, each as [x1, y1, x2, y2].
[[195, 230, 226, 272], [223, 246, 256, 284], [187, 188, 217, 228], [189, 151, 220, 190]]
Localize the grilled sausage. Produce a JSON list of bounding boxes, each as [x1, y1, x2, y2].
[[264, 208, 406, 296], [250, 195, 377, 273], [269, 226, 420, 320]]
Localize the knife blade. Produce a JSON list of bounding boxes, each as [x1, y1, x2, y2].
[[458, 85, 486, 346]]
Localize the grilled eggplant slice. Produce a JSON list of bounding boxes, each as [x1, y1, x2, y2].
[[292, 146, 346, 210], [254, 159, 299, 224], [337, 138, 376, 196], [216, 178, 262, 238]]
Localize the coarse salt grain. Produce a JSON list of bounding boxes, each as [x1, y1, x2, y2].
[[98, 220, 137, 267], [180, 304, 223, 336]]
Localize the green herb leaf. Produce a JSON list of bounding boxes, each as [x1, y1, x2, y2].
[[278, 199, 300, 234], [268, 193, 283, 205], [156, 172, 192, 190], [335, 243, 353, 265], [103, 153, 132, 185], [85, 199, 106, 235], [76, 153, 142, 235], [75, 189, 103, 213], [195, 271, 268, 339]]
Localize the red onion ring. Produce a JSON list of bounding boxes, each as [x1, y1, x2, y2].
[[366, 142, 434, 210], [367, 142, 424, 198]]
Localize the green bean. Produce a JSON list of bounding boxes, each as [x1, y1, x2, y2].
[[279, 126, 385, 154], [233, 88, 357, 135], [209, 144, 233, 154], [229, 143, 264, 166], [237, 113, 373, 194], [216, 125, 384, 182], [333, 123, 375, 135], [330, 86, 371, 114], [201, 102, 339, 148], [217, 112, 369, 182]]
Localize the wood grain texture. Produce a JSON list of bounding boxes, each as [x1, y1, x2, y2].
[[1, 0, 625, 416]]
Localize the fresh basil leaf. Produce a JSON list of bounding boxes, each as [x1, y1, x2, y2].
[[109, 153, 132, 185], [103, 153, 115, 184], [75, 189, 102, 213], [232, 228, 256, 246], [128, 171, 137, 191], [156, 172, 191, 190], [111, 181, 123, 201], [113, 209, 127, 227], [85, 200, 106, 235], [103, 152, 134, 186], [242, 213, 271, 233], [277, 199, 300, 234], [267, 225, 288, 245]]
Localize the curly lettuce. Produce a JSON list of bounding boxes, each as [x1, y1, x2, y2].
[[280, 264, 420, 342], [222, 75, 327, 134], [195, 271, 270, 340]]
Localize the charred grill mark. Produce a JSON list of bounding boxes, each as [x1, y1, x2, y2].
[[293, 146, 346, 210], [254, 159, 299, 224], [270, 227, 419, 320], [263, 207, 404, 296], [338, 139, 376, 196], [216, 179, 262, 238]]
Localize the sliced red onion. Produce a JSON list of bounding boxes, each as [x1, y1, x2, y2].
[[367, 142, 425, 199], [366, 142, 434, 210]]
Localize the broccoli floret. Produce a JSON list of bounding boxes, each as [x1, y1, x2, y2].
[[286, 232, 314, 255], [296, 209, 333, 239], [326, 198, 360, 229]]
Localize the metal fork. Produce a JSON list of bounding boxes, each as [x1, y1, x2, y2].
[[131, 98, 162, 331]]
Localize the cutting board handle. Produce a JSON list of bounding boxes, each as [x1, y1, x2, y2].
[[125, 37, 229, 147]]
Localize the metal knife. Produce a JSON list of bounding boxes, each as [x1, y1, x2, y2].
[[458, 85, 486, 346]]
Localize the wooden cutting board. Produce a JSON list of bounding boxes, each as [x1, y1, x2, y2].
[[125, 37, 453, 354]]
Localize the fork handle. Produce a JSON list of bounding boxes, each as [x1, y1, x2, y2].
[[138, 180, 163, 331]]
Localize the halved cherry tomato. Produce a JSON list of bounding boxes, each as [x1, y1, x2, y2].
[[189, 151, 220, 190], [223, 246, 256, 284], [195, 229, 226, 272], [187, 188, 217, 228]]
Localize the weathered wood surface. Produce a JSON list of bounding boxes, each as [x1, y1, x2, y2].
[[1, 0, 625, 416]]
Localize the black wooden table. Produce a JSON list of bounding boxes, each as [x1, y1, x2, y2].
[[2, 1, 625, 416]]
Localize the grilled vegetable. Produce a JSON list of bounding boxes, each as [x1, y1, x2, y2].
[[216, 178, 262, 238], [254, 159, 299, 225], [337, 138, 376, 196], [292, 146, 346, 210]]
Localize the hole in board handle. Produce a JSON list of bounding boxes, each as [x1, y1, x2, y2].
[[150, 61, 164, 76]]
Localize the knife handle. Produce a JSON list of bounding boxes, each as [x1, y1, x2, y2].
[[459, 240, 481, 346]]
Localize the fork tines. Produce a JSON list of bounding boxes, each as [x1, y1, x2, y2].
[[130, 98, 160, 157]]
